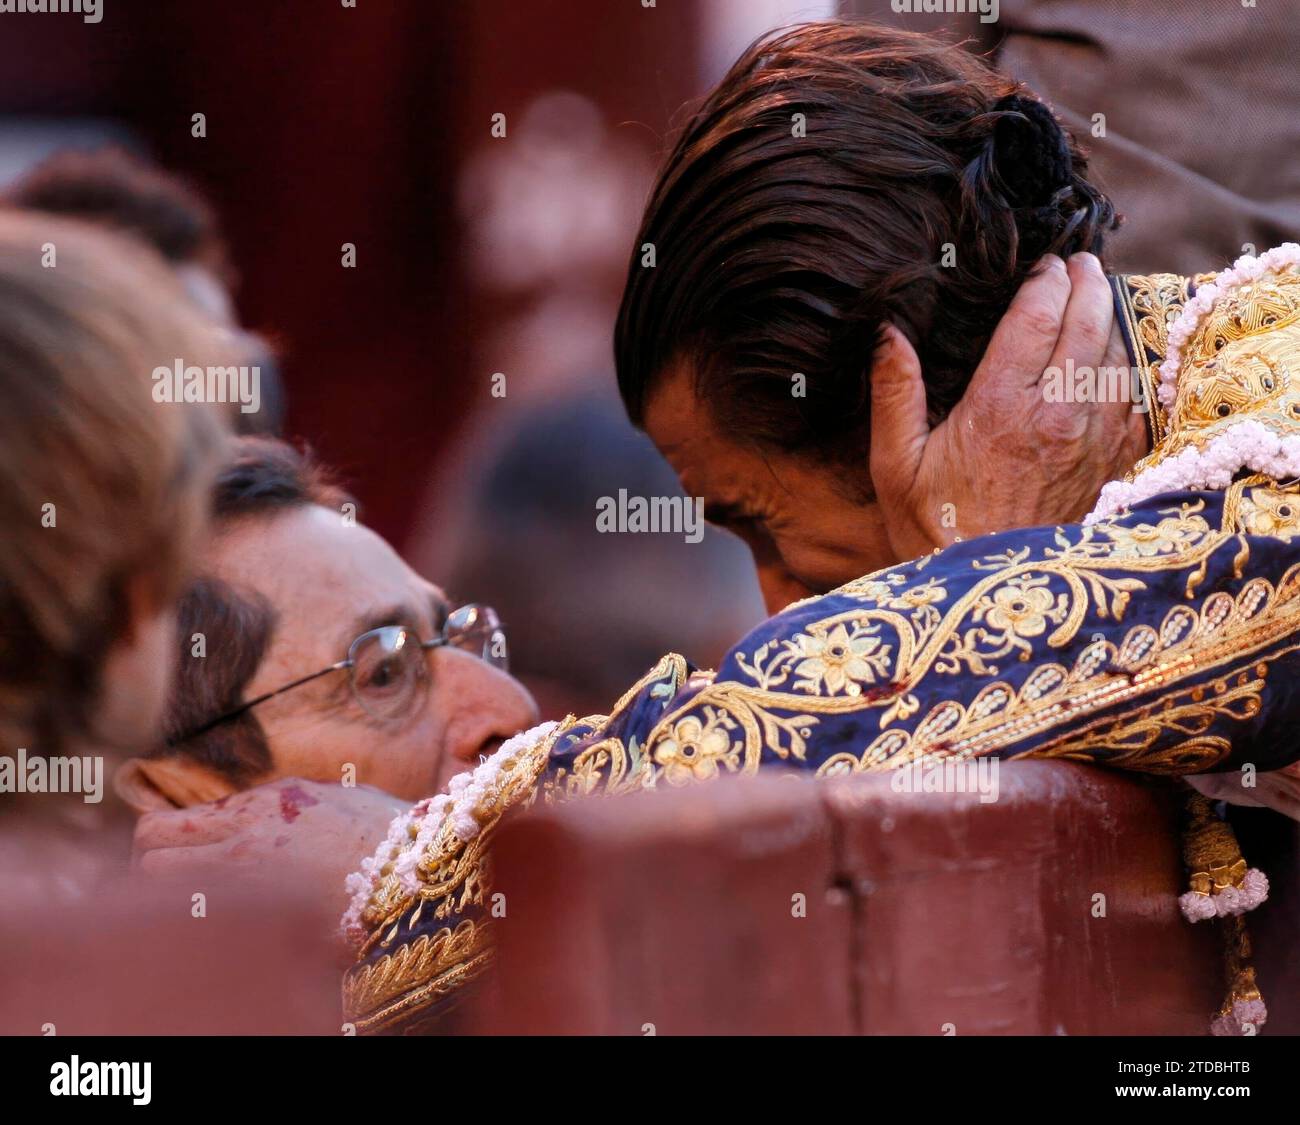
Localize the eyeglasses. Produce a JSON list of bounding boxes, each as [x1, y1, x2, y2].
[[170, 604, 506, 744]]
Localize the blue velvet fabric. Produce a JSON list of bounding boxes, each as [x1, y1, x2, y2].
[[543, 483, 1300, 788]]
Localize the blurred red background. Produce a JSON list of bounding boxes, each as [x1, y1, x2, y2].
[[0, 0, 705, 546]]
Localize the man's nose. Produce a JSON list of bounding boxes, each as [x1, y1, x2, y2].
[[429, 648, 541, 769]]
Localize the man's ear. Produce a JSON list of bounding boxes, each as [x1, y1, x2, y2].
[[115, 756, 239, 813], [867, 323, 927, 502]]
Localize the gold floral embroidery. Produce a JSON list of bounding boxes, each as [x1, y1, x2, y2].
[[1124, 267, 1300, 485], [619, 491, 1298, 784], [564, 737, 635, 796], [1236, 485, 1300, 541], [893, 580, 948, 608], [789, 620, 893, 696], [653, 708, 741, 783], [832, 573, 947, 609], [541, 653, 691, 800], [973, 575, 1066, 653], [1101, 514, 1213, 558], [692, 563, 1300, 780], [833, 573, 908, 600]]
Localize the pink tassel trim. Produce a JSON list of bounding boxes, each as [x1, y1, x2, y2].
[[339, 721, 557, 947], [1211, 998, 1268, 1037], [1178, 867, 1270, 922]]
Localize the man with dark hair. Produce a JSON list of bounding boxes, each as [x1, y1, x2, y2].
[[615, 20, 1143, 612], [4, 146, 285, 435], [116, 437, 539, 809]]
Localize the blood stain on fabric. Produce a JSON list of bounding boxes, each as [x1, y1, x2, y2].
[[279, 784, 320, 823]]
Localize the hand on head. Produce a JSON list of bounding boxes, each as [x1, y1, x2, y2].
[[868, 253, 1149, 559]]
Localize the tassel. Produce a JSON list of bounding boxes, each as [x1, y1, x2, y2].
[[1210, 916, 1267, 1037], [1178, 790, 1269, 921], [1178, 789, 1269, 1035]]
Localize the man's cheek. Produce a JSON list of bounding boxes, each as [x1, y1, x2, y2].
[[773, 546, 845, 598]]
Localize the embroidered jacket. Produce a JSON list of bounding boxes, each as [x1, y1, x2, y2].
[[343, 245, 1300, 1034]]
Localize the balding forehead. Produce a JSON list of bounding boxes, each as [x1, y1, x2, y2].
[[205, 504, 411, 606]]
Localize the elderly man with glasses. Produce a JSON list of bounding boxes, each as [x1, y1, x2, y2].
[[116, 437, 539, 819]]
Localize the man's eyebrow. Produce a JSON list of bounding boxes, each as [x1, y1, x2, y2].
[[344, 593, 449, 649], [348, 603, 425, 641]]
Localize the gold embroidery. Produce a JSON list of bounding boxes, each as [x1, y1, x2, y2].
[[1235, 483, 1300, 540], [627, 500, 1297, 781], [344, 918, 491, 1033], [345, 655, 694, 1029], [1117, 272, 1196, 448], [541, 652, 691, 800], [358, 719, 561, 933], [822, 576, 1298, 776], [653, 709, 743, 783], [1126, 267, 1300, 483], [1099, 512, 1213, 558]]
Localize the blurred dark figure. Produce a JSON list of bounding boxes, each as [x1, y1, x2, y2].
[[412, 388, 763, 720], [409, 91, 763, 719], [3, 146, 285, 434], [862, 0, 1300, 271]]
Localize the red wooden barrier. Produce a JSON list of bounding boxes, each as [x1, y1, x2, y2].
[[468, 764, 1228, 1035]]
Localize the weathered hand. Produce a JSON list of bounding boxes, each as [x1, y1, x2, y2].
[[869, 253, 1148, 559], [133, 778, 408, 923]]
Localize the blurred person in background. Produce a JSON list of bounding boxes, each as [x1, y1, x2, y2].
[[0, 210, 227, 899], [865, 0, 1300, 272], [0, 213, 358, 1034], [3, 145, 286, 435], [409, 92, 764, 713], [420, 388, 761, 720]]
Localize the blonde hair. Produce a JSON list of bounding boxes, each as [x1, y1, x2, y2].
[[0, 210, 231, 754]]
